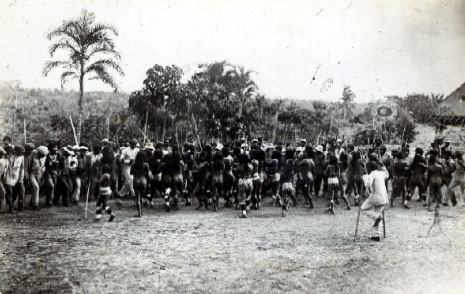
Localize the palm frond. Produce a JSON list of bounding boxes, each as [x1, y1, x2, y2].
[[47, 21, 81, 46], [43, 60, 76, 76], [49, 39, 81, 59], [85, 59, 124, 76], [87, 45, 121, 60], [60, 71, 78, 87], [87, 66, 118, 90]]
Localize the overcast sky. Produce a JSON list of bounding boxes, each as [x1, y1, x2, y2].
[[1, 0, 464, 102]]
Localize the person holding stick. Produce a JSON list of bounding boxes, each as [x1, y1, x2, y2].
[[361, 159, 389, 242]]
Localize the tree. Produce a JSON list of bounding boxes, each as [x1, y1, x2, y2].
[[341, 85, 355, 120], [227, 65, 258, 117], [43, 9, 124, 143], [128, 65, 185, 141]]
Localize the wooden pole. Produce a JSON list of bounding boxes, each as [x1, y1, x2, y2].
[[69, 116, 79, 145], [12, 92, 17, 138], [23, 119, 26, 144], [143, 110, 149, 146], [354, 199, 363, 242], [316, 130, 322, 146], [84, 182, 90, 219]]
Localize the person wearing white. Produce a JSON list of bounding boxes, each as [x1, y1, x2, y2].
[[362, 160, 389, 241], [118, 139, 139, 197]]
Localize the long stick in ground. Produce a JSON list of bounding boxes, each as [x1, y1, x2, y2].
[[354, 201, 363, 242], [85, 183, 90, 219], [382, 210, 386, 238], [143, 110, 148, 146], [23, 119, 26, 144], [69, 115, 79, 145]]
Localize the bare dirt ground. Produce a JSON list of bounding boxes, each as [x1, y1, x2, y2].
[[1, 194, 465, 294]]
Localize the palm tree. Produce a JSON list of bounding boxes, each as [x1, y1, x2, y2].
[[228, 65, 258, 117], [43, 9, 124, 142]]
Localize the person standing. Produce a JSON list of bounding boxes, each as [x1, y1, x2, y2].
[[237, 153, 253, 218], [95, 163, 116, 222], [29, 146, 48, 210], [440, 151, 454, 206], [53, 147, 74, 207], [0, 147, 9, 212], [409, 148, 427, 204], [118, 139, 139, 198], [446, 151, 465, 206], [87, 144, 103, 201], [361, 160, 389, 242], [391, 152, 410, 208], [4, 145, 25, 212], [313, 145, 326, 198], [43, 142, 60, 207], [23, 143, 35, 207], [425, 152, 443, 212]]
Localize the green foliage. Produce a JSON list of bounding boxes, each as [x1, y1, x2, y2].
[[0, 83, 130, 146]]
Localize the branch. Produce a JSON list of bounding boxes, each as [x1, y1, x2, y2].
[[43, 60, 76, 76], [86, 66, 118, 90], [60, 71, 78, 87], [85, 59, 124, 76]]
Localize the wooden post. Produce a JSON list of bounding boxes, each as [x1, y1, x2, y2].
[[69, 116, 79, 145], [143, 110, 149, 146], [23, 119, 26, 144]]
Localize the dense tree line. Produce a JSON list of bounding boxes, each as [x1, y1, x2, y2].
[[1, 77, 452, 148]]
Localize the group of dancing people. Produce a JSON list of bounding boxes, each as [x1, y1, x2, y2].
[[0, 134, 463, 240]]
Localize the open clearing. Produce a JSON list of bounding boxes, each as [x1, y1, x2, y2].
[[1, 196, 465, 294]]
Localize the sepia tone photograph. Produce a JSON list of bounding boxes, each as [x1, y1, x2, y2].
[[1, 0, 465, 293]]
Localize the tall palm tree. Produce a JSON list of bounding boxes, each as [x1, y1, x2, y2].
[[43, 9, 124, 142]]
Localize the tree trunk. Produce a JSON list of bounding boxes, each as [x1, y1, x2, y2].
[[77, 69, 84, 144], [162, 112, 167, 142]]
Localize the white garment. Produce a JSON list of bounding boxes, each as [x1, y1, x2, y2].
[[361, 167, 388, 237], [362, 167, 389, 206]]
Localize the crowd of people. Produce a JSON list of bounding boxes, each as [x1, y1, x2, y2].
[[0, 134, 463, 240]]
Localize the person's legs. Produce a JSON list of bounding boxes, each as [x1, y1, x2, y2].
[[13, 183, 25, 211], [447, 178, 460, 206], [4, 184, 13, 213], [314, 174, 323, 197], [362, 200, 384, 238], [72, 176, 81, 203], [0, 182, 4, 211], [30, 175, 40, 209], [44, 174, 55, 206]]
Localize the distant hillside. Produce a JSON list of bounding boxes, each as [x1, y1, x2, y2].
[[0, 81, 130, 145]]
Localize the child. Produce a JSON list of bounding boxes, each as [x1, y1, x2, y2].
[[96, 163, 116, 222]]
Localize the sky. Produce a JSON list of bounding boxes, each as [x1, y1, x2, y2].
[[1, 0, 464, 102]]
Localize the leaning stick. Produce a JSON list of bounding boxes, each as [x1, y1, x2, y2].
[[316, 130, 322, 146], [382, 210, 386, 238], [69, 116, 79, 145], [23, 119, 26, 144], [84, 182, 91, 220], [354, 201, 363, 242], [143, 110, 149, 146]]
